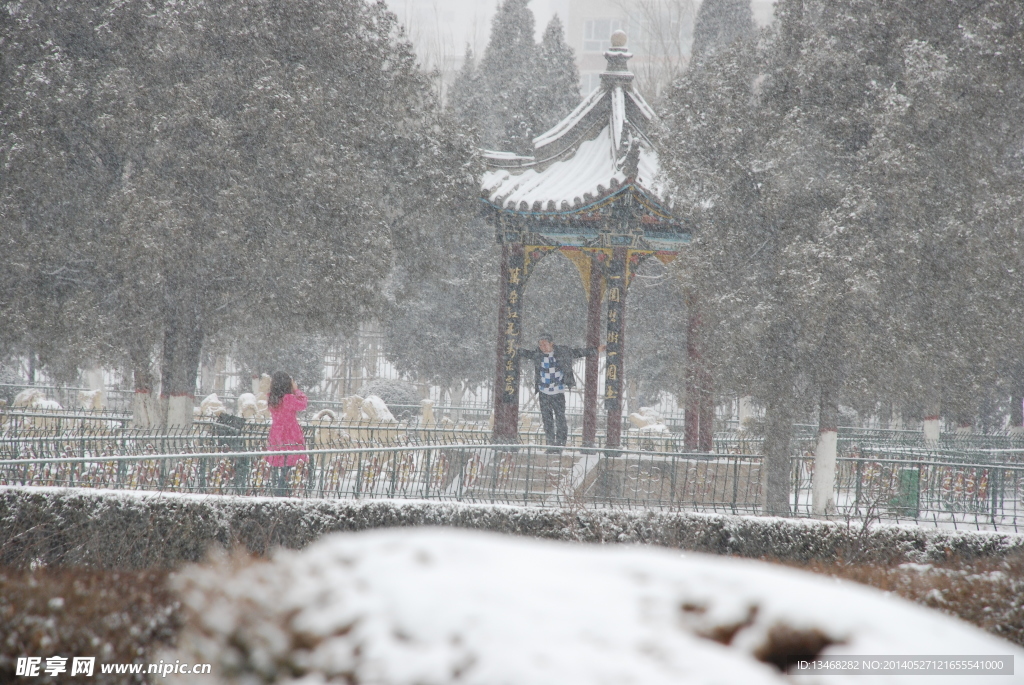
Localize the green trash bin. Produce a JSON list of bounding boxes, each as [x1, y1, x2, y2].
[[891, 467, 920, 517]]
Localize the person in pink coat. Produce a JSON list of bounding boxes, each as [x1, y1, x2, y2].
[[266, 371, 307, 496]]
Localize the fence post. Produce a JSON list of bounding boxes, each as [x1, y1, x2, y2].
[[854, 458, 863, 515], [523, 446, 532, 506], [731, 456, 740, 515], [354, 451, 363, 499], [423, 447, 433, 500]]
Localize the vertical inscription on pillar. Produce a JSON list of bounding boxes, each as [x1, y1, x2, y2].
[[604, 248, 626, 411], [501, 246, 525, 403]]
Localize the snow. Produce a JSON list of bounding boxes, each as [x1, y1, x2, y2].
[[480, 51, 669, 214], [481, 125, 662, 212], [627, 88, 656, 122], [171, 528, 1024, 684], [531, 85, 606, 151], [611, 85, 626, 151]]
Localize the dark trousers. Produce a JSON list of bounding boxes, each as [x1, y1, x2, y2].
[[270, 466, 290, 496], [538, 391, 568, 451]]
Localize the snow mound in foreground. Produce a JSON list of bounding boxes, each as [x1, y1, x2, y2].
[[170, 529, 1023, 685]]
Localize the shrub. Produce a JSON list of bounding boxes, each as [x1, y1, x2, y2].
[[0, 566, 179, 684]]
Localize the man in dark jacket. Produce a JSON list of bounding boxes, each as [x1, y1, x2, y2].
[[519, 333, 601, 453]]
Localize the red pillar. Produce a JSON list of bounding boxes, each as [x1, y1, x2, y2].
[[582, 258, 603, 450], [604, 247, 627, 448], [492, 242, 525, 443]]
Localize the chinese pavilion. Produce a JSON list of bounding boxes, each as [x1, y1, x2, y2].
[[481, 31, 692, 448]]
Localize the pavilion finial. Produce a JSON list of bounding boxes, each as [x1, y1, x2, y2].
[[601, 32, 633, 88]]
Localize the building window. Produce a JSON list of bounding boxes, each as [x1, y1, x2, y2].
[[583, 18, 627, 53]]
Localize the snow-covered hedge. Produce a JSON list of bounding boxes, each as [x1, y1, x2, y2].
[[1, 486, 1022, 569]]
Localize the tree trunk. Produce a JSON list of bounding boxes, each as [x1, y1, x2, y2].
[[684, 295, 701, 449], [698, 367, 714, 451], [451, 383, 466, 423], [762, 397, 793, 516], [812, 387, 839, 516], [923, 395, 941, 445], [200, 352, 217, 396], [738, 396, 755, 430], [1011, 391, 1024, 435], [130, 339, 160, 429], [160, 299, 204, 428]]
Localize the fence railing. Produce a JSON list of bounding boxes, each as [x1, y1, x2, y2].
[[0, 410, 699, 452], [3, 437, 1024, 531], [0, 443, 763, 513]]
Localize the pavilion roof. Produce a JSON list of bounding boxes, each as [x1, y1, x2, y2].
[[480, 36, 672, 217]]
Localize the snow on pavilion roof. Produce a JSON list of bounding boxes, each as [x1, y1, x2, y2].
[[480, 40, 671, 217]]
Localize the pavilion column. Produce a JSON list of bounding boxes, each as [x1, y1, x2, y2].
[[604, 247, 627, 448], [582, 257, 603, 450], [492, 242, 525, 443]]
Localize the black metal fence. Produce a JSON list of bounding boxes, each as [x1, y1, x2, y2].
[[3, 434, 1024, 531]]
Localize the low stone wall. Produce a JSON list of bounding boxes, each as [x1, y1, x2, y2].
[[1, 486, 1022, 569]]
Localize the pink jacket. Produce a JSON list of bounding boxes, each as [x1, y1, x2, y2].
[[266, 390, 308, 467]]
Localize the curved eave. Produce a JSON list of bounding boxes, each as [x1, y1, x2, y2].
[[531, 86, 606, 151], [481, 182, 676, 223]]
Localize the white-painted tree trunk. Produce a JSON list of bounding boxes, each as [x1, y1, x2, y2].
[[923, 417, 941, 444], [420, 399, 436, 427], [812, 428, 838, 516], [83, 367, 106, 407], [200, 357, 216, 396], [451, 384, 466, 423], [166, 395, 194, 428], [131, 390, 162, 429], [738, 396, 755, 430]]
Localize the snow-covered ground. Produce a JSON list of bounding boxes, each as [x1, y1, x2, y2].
[[170, 528, 1023, 684]]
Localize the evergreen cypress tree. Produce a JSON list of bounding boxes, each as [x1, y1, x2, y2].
[[476, 0, 537, 154], [690, 0, 756, 63], [448, 46, 485, 133], [530, 15, 580, 135]]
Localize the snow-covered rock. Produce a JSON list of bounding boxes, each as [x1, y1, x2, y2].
[[629, 406, 669, 432], [342, 394, 365, 421], [312, 409, 349, 447], [169, 528, 1022, 685], [12, 388, 61, 410], [420, 398, 436, 427], [362, 394, 396, 423], [12, 388, 43, 407], [199, 393, 227, 417], [235, 393, 259, 419], [635, 405, 664, 424], [78, 388, 106, 410]]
